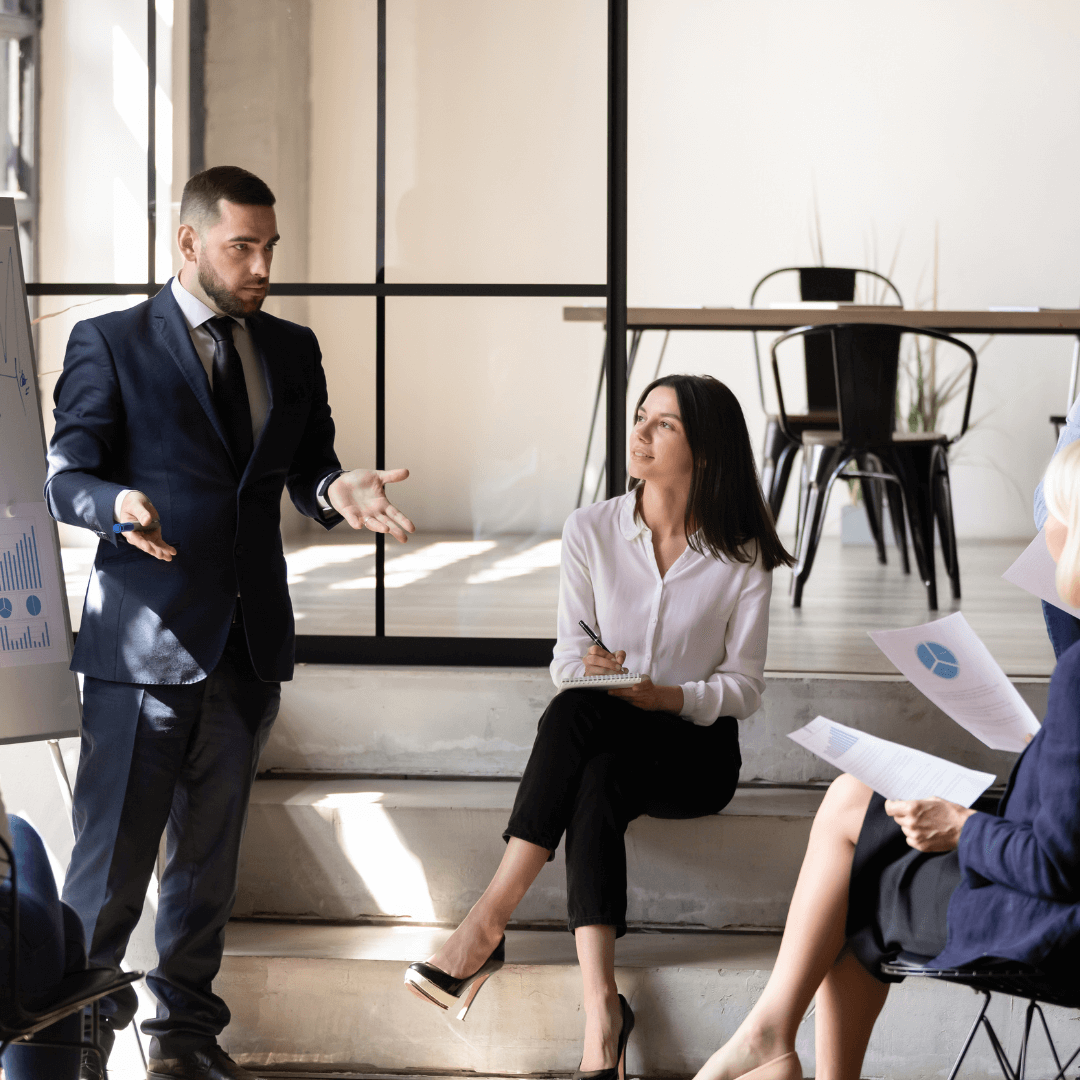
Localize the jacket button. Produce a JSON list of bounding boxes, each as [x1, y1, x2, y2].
[[235, 544, 245, 557]]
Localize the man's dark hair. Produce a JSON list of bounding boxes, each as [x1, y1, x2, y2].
[[180, 166, 275, 233], [628, 374, 794, 572]]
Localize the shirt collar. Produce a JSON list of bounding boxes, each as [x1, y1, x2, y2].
[[619, 491, 648, 540], [170, 274, 246, 332]]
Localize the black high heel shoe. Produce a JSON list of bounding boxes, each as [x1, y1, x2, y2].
[[404, 935, 505, 1020], [573, 994, 635, 1080]]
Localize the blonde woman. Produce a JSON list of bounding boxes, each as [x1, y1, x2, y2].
[[692, 439, 1080, 1080]]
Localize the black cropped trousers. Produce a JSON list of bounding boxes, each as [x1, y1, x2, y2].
[[504, 688, 741, 936]]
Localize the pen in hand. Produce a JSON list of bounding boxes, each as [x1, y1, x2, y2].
[[578, 619, 611, 653]]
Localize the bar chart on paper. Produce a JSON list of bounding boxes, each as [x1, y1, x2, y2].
[[0, 506, 65, 668]]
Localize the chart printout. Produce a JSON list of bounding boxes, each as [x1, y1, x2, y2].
[[869, 613, 1040, 753], [0, 503, 66, 668], [788, 716, 996, 806], [1002, 529, 1080, 619]]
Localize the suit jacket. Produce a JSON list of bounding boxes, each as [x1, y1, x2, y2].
[[933, 639, 1080, 970], [45, 282, 342, 684]]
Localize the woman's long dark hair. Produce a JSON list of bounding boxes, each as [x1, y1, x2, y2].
[[628, 374, 793, 571]]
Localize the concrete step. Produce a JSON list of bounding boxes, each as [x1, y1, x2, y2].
[[266, 665, 1040, 784], [235, 780, 822, 930], [216, 921, 1077, 1079]]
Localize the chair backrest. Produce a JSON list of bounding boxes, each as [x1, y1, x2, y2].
[[769, 323, 978, 446], [750, 267, 903, 413], [833, 325, 904, 444]]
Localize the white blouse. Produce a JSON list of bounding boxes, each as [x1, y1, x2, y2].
[[550, 492, 772, 725]]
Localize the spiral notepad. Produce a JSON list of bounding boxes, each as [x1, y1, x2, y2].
[[560, 673, 644, 690]]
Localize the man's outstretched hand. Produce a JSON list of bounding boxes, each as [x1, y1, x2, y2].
[[328, 468, 415, 542], [118, 491, 177, 562]]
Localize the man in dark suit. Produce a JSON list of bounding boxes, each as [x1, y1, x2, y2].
[[45, 166, 414, 1080]]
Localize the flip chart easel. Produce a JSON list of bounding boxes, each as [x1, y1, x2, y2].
[[0, 197, 80, 743]]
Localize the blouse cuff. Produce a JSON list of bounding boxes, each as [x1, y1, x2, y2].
[[679, 680, 703, 720]]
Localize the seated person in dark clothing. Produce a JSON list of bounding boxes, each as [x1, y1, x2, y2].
[[691, 438, 1080, 1080], [0, 803, 88, 1080]]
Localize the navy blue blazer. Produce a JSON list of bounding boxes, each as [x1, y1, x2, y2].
[[45, 282, 343, 685], [933, 639, 1080, 970]]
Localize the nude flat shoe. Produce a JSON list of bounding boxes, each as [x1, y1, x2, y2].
[[737, 1051, 802, 1080]]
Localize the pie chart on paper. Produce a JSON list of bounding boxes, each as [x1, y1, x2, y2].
[[0, 599, 10, 619], [916, 641, 959, 680]]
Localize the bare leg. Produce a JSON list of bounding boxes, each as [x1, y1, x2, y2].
[[576, 924, 625, 1073], [692, 774, 874, 1080], [428, 837, 551, 978], [814, 949, 890, 1080]]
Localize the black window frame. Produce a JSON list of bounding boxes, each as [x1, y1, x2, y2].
[[33, 0, 628, 668]]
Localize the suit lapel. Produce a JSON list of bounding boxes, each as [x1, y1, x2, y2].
[[151, 286, 237, 470]]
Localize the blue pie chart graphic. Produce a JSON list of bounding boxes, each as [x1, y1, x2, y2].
[[0, 598, 10, 619], [25, 595, 41, 616], [916, 641, 959, 679]]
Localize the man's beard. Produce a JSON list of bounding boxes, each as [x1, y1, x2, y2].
[[197, 260, 265, 317]]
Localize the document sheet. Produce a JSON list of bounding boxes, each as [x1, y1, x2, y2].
[[1002, 529, 1080, 618], [788, 716, 995, 806], [870, 612, 1040, 752]]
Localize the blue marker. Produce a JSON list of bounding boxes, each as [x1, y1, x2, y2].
[[113, 520, 161, 534]]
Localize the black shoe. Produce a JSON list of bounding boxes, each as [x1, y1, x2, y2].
[[80, 1019, 115, 1080], [146, 1043, 264, 1080], [404, 934, 505, 1020], [573, 994, 635, 1080]]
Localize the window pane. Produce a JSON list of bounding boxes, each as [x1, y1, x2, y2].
[[265, 296, 377, 635], [384, 296, 603, 636], [385, 0, 606, 284]]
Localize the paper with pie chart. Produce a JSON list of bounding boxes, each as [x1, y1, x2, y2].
[[869, 612, 1040, 753], [0, 502, 66, 668], [787, 716, 995, 805]]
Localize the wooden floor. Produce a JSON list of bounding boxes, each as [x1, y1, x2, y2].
[[60, 531, 1055, 677]]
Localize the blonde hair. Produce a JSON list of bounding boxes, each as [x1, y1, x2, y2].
[[1043, 439, 1080, 607]]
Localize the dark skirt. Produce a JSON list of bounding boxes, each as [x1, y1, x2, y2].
[[846, 793, 962, 983]]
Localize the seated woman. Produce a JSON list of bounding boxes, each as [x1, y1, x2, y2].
[[692, 437, 1080, 1080], [405, 374, 792, 1079]]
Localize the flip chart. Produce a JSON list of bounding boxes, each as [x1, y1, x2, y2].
[[870, 613, 1039, 753], [1001, 529, 1080, 619], [788, 716, 995, 806]]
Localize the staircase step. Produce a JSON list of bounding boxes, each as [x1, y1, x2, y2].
[[266, 665, 1039, 783], [217, 921, 1076, 1079], [236, 780, 821, 930]]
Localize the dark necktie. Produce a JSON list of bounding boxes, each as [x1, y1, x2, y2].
[[204, 315, 254, 469]]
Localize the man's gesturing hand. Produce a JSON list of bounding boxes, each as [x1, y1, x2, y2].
[[118, 491, 176, 562], [328, 468, 415, 542], [884, 796, 976, 852]]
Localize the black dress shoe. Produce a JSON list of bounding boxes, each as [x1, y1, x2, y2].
[[80, 1020, 115, 1080], [146, 1044, 264, 1080]]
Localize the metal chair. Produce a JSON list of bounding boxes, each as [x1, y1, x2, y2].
[[0, 833, 143, 1077], [750, 266, 904, 555], [882, 951, 1080, 1080], [770, 324, 976, 610]]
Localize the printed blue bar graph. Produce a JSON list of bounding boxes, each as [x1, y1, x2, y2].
[[0, 620, 51, 652], [0, 526, 42, 593]]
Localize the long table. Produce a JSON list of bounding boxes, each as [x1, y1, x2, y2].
[[563, 305, 1080, 335], [564, 306, 1080, 506]]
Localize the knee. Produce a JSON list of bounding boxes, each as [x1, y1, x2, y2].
[[816, 773, 873, 832]]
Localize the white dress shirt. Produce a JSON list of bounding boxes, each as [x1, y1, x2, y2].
[[170, 273, 270, 439], [550, 492, 772, 725]]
